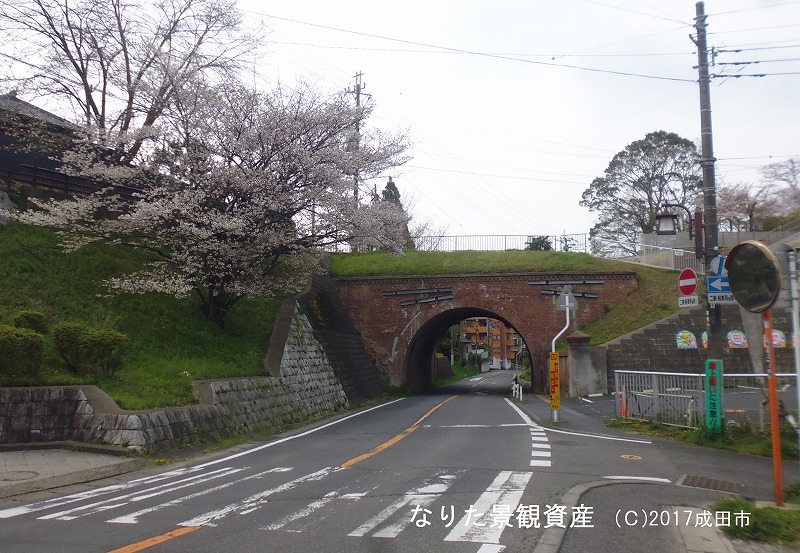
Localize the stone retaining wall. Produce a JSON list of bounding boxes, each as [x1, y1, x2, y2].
[[0, 301, 351, 452]]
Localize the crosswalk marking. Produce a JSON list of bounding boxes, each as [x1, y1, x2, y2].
[[444, 471, 532, 544], [0, 466, 207, 519], [108, 467, 292, 525], [2, 463, 535, 549], [39, 467, 245, 521], [348, 472, 455, 538], [178, 466, 340, 528]]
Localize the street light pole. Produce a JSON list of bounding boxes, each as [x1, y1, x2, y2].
[[694, 1, 722, 360]]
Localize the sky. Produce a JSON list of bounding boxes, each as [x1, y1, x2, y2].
[[239, 0, 800, 241]]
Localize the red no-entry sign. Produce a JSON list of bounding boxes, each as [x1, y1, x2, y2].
[[679, 268, 698, 296]]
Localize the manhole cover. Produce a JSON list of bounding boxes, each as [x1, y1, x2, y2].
[[679, 474, 745, 494], [0, 471, 39, 482]]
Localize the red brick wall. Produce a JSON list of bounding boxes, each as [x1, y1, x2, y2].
[[336, 272, 638, 391]]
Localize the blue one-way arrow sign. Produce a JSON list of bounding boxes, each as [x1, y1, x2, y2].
[[707, 275, 731, 293]]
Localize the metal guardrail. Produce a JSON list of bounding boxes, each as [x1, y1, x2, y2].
[[615, 370, 799, 430], [413, 234, 589, 253]]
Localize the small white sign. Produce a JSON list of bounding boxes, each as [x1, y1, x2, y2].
[[708, 292, 735, 304], [679, 295, 699, 308]]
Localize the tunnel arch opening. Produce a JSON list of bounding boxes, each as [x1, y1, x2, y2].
[[404, 307, 533, 391]]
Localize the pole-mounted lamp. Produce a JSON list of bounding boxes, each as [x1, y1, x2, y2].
[[655, 202, 705, 259]]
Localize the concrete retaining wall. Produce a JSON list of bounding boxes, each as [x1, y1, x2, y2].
[[0, 301, 351, 452]]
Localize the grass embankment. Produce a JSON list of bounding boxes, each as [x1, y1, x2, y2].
[[2, 224, 681, 409], [331, 249, 679, 345], [607, 418, 799, 460], [0, 221, 283, 409]]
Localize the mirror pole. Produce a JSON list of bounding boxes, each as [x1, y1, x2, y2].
[[764, 308, 785, 506]]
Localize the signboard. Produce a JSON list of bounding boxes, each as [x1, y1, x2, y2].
[[549, 352, 560, 410], [705, 360, 723, 432], [709, 255, 727, 276], [678, 294, 699, 308], [555, 285, 577, 312], [708, 275, 731, 292], [679, 268, 698, 296], [708, 292, 735, 305]]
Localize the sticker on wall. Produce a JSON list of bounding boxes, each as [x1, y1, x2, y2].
[[702, 331, 708, 349], [676, 330, 698, 350], [767, 329, 787, 348], [727, 330, 748, 349]]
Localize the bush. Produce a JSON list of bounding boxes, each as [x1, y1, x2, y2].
[[11, 309, 48, 334], [53, 322, 128, 376], [0, 323, 43, 377], [52, 322, 90, 372], [83, 329, 128, 377]]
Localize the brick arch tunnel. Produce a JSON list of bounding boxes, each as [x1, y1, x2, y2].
[[334, 273, 638, 393], [404, 307, 532, 391]]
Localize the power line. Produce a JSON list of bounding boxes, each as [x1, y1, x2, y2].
[[247, 10, 696, 83], [266, 41, 693, 59]]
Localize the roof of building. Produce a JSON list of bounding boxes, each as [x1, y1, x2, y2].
[[0, 91, 77, 130]]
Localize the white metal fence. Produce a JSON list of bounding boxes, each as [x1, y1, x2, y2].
[[615, 370, 799, 430], [413, 234, 589, 253]]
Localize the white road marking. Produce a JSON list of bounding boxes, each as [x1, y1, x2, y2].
[[348, 472, 456, 538], [39, 467, 245, 521], [194, 399, 406, 470], [445, 471, 532, 544], [179, 467, 341, 527], [0, 466, 206, 519], [108, 467, 293, 524], [543, 427, 652, 444], [478, 545, 506, 553], [435, 423, 530, 428], [603, 475, 671, 483]]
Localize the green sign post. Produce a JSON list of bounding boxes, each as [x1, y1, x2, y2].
[[704, 360, 723, 432]]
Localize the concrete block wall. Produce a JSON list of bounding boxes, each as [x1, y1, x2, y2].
[[0, 301, 351, 452], [604, 304, 795, 392]]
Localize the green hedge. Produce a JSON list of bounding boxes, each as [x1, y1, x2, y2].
[[0, 324, 43, 377], [52, 322, 128, 377], [12, 309, 48, 334]]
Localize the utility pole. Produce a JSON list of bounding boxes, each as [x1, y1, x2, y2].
[[347, 72, 368, 208], [694, 2, 722, 361]]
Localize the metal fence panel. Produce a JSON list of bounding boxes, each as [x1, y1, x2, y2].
[[615, 371, 704, 428], [615, 370, 799, 431]]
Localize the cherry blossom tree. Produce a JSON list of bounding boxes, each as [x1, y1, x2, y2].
[[11, 81, 411, 325], [0, 0, 258, 165]]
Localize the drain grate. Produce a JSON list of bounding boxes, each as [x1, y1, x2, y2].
[[678, 474, 745, 494]]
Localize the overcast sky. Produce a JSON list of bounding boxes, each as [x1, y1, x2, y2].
[[241, 0, 800, 240]]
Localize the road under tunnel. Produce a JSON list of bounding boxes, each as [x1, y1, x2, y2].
[[404, 307, 535, 391]]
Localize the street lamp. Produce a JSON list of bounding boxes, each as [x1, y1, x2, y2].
[[655, 203, 695, 238], [655, 202, 704, 259]]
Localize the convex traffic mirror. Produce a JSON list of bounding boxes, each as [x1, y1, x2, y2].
[[725, 240, 782, 313]]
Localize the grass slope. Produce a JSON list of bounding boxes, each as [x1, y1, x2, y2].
[[331, 250, 680, 344], [0, 221, 282, 409]]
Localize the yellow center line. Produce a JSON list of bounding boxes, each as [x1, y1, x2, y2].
[[340, 395, 457, 468], [106, 526, 201, 553]]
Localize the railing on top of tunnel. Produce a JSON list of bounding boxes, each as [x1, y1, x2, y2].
[[413, 234, 589, 253]]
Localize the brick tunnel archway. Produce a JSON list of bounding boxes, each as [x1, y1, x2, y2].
[[404, 307, 532, 391], [334, 273, 638, 392]]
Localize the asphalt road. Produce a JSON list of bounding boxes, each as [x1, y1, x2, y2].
[[0, 371, 794, 553]]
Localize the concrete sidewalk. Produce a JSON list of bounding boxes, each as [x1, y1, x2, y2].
[[0, 443, 147, 498]]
